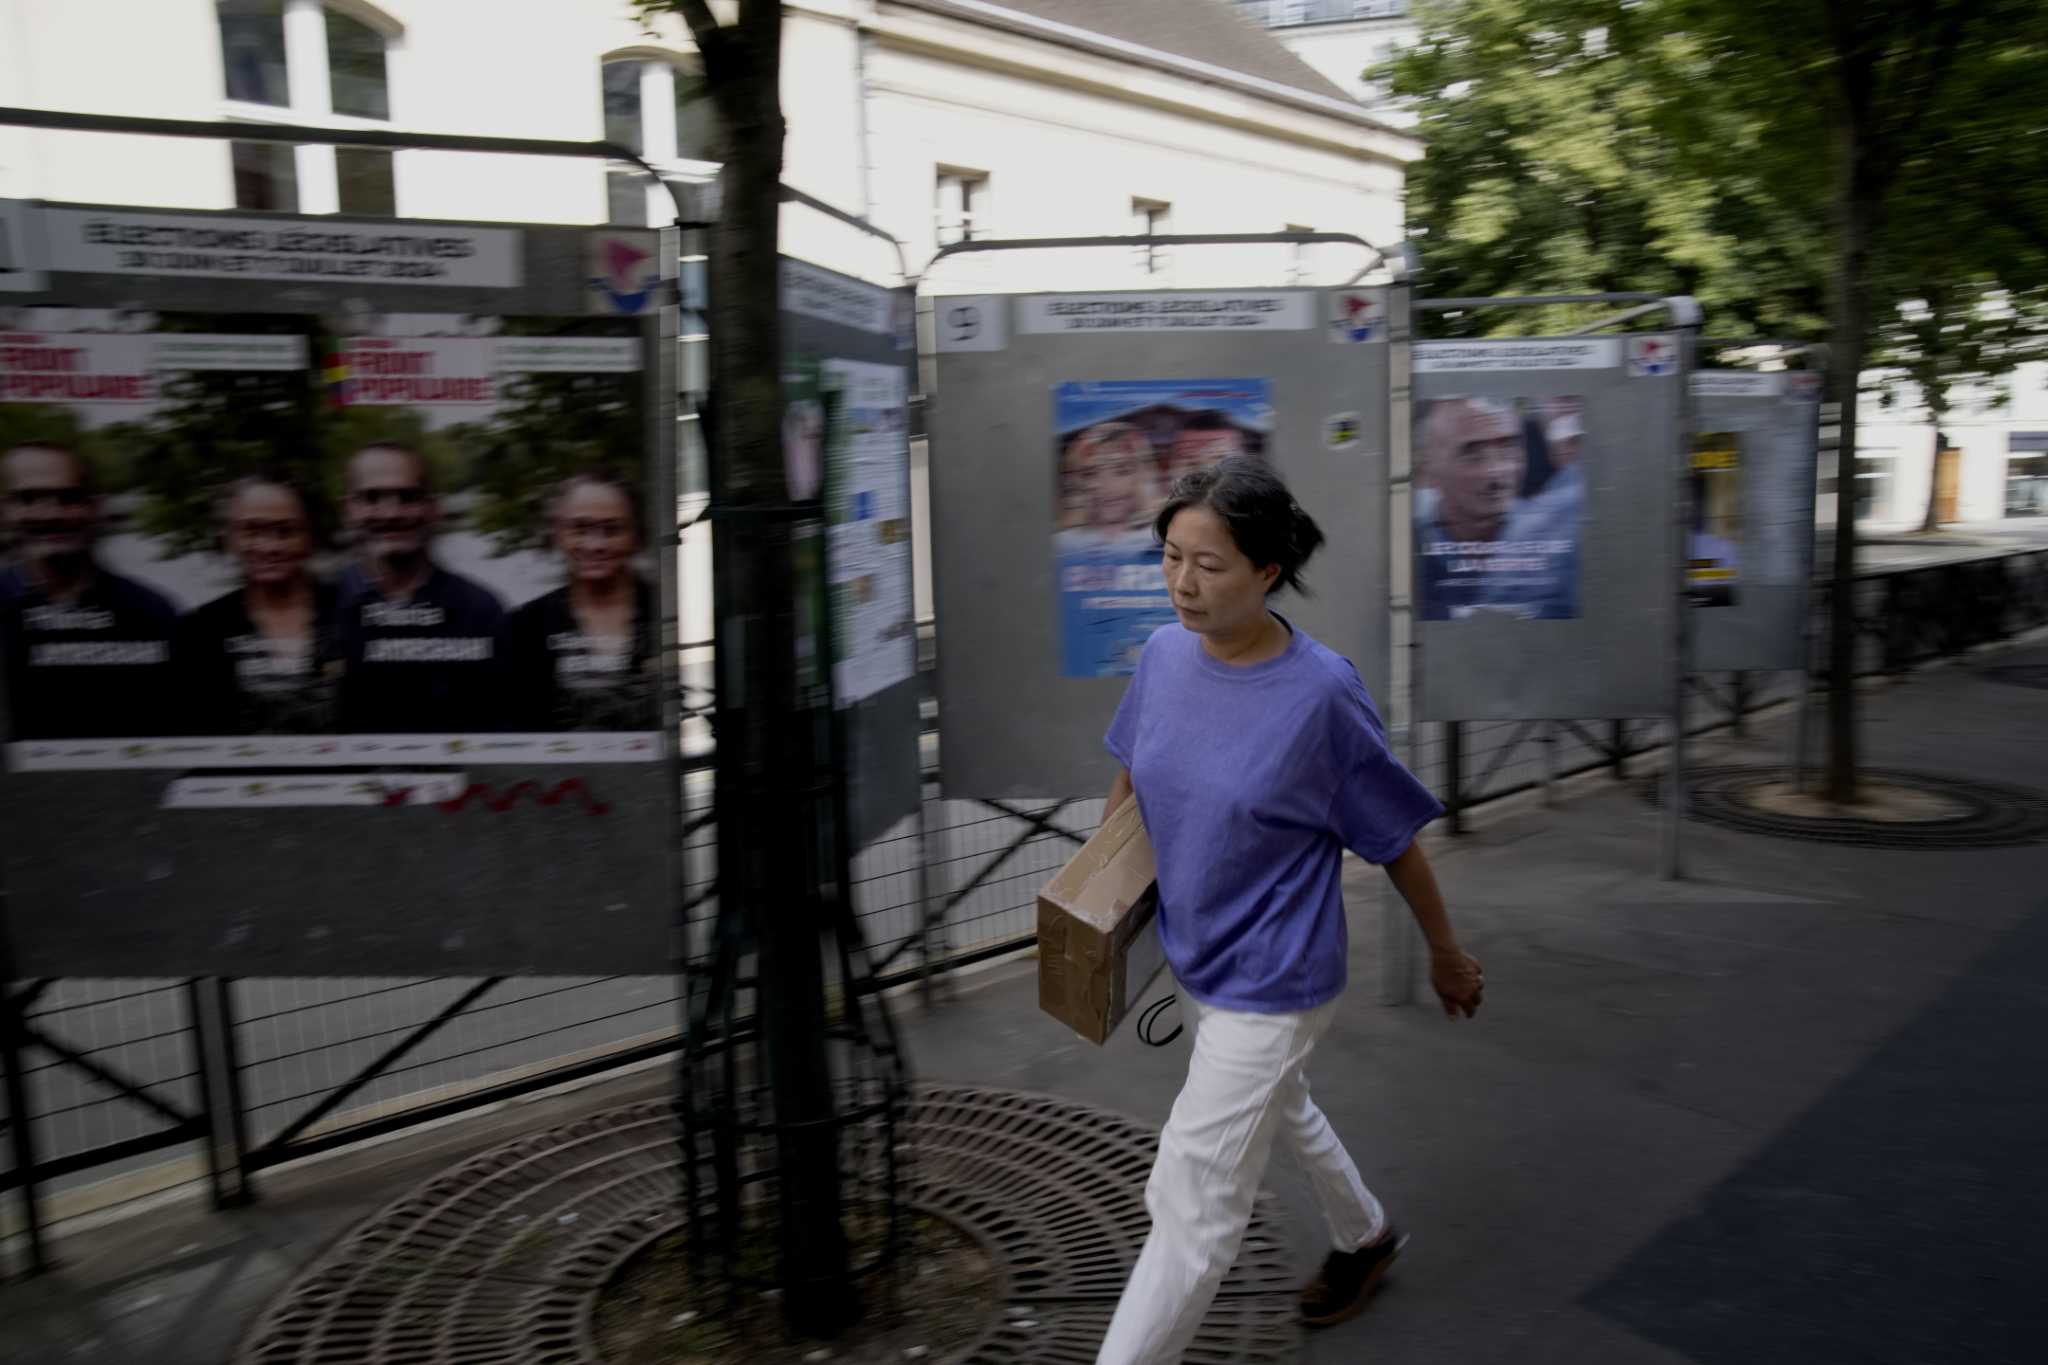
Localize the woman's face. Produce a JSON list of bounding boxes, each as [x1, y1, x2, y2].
[[556, 482, 638, 584], [224, 483, 312, 588], [1162, 504, 1278, 638]]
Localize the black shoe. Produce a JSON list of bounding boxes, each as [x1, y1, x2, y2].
[[1300, 1226, 1407, 1327]]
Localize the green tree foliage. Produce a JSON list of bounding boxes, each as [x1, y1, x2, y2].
[[464, 367, 643, 554], [1385, 0, 1828, 339], [317, 403, 487, 514], [0, 405, 142, 495], [127, 365, 318, 554], [1387, 0, 2048, 796]]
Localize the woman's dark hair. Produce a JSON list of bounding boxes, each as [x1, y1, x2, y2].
[[551, 467, 644, 530], [1152, 455, 1326, 596]]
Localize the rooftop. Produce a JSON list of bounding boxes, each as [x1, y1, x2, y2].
[[887, 0, 1399, 131]]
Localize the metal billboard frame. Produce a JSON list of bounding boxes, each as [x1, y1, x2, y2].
[[919, 230, 1415, 1001], [1413, 292, 1705, 880], [1694, 339, 1830, 792], [0, 104, 697, 1271]]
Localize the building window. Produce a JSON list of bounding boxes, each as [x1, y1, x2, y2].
[[220, 1, 291, 107], [1237, 1, 1409, 25], [936, 169, 988, 245], [230, 141, 298, 211], [603, 61, 646, 156], [337, 146, 396, 215], [325, 8, 390, 120], [1854, 454, 1895, 523], [2008, 437, 2048, 517], [601, 56, 716, 226], [217, 0, 397, 216], [1132, 198, 1171, 275]]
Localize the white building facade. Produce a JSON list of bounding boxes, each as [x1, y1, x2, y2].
[[1833, 374, 2048, 531], [0, 0, 1418, 633], [0, 0, 1416, 285]]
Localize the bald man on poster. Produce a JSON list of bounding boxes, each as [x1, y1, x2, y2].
[[1413, 396, 1580, 621]]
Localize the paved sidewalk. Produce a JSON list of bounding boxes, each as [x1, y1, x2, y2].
[[917, 640, 2048, 1365], [6, 636, 2046, 1364], [1827, 516, 2048, 572]]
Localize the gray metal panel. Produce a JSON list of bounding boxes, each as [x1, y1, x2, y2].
[[929, 287, 1391, 800], [1413, 339, 1681, 721], [781, 261, 922, 851], [0, 765, 676, 976], [0, 206, 679, 977], [1691, 380, 1820, 673]]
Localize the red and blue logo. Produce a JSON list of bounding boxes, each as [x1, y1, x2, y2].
[[1330, 292, 1383, 343], [591, 236, 662, 315], [1628, 336, 1677, 377]]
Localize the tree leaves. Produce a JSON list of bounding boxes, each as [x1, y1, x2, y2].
[[1387, 0, 2047, 363]]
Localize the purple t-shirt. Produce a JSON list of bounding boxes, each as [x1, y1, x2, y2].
[[1105, 620, 1442, 1013]]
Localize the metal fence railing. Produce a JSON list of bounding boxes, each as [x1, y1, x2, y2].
[[7, 542, 2046, 1271]]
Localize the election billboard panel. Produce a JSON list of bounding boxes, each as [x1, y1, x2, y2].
[[928, 287, 1391, 799], [0, 277, 676, 977], [1689, 367, 1821, 672], [780, 258, 921, 850], [1411, 336, 1683, 721]]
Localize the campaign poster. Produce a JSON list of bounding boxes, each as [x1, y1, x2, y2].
[[1, 314, 313, 746], [328, 316, 653, 742], [0, 311, 659, 776], [822, 359, 914, 705], [1052, 378, 1271, 677], [1413, 394, 1583, 621], [1688, 432, 1742, 607]]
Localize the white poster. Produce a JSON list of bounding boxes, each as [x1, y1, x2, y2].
[[1414, 339, 1621, 373], [782, 259, 894, 335], [1692, 371, 1785, 399], [823, 359, 915, 705], [1019, 292, 1314, 335], [41, 208, 522, 288]]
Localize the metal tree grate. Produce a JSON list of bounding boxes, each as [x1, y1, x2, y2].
[[1642, 765, 2048, 849], [234, 1085, 1302, 1363]]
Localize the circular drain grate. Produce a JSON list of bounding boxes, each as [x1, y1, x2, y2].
[[234, 1085, 1302, 1364], [1979, 663, 2048, 690], [1643, 766, 2048, 849]]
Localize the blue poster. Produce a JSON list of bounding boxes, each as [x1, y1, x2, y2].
[[1053, 378, 1272, 677], [1413, 395, 1584, 620]]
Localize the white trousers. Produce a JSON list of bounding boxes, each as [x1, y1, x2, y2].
[[1096, 990, 1387, 1365]]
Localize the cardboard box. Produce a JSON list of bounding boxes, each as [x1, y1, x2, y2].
[[1037, 797, 1167, 1045]]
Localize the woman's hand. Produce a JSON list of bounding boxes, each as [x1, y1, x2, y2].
[[1429, 946, 1484, 1020]]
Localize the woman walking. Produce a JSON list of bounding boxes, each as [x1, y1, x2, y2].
[[1095, 456, 1484, 1364]]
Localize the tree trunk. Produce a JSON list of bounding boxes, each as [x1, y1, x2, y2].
[[700, 3, 855, 1335], [1918, 422, 1947, 533], [1826, 112, 1880, 804]]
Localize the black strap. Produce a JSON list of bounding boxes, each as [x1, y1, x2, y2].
[[1136, 994, 1183, 1047]]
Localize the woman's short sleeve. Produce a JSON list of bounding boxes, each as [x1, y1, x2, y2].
[[1104, 641, 1151, 769], [1326, 674, 1444, 864]]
